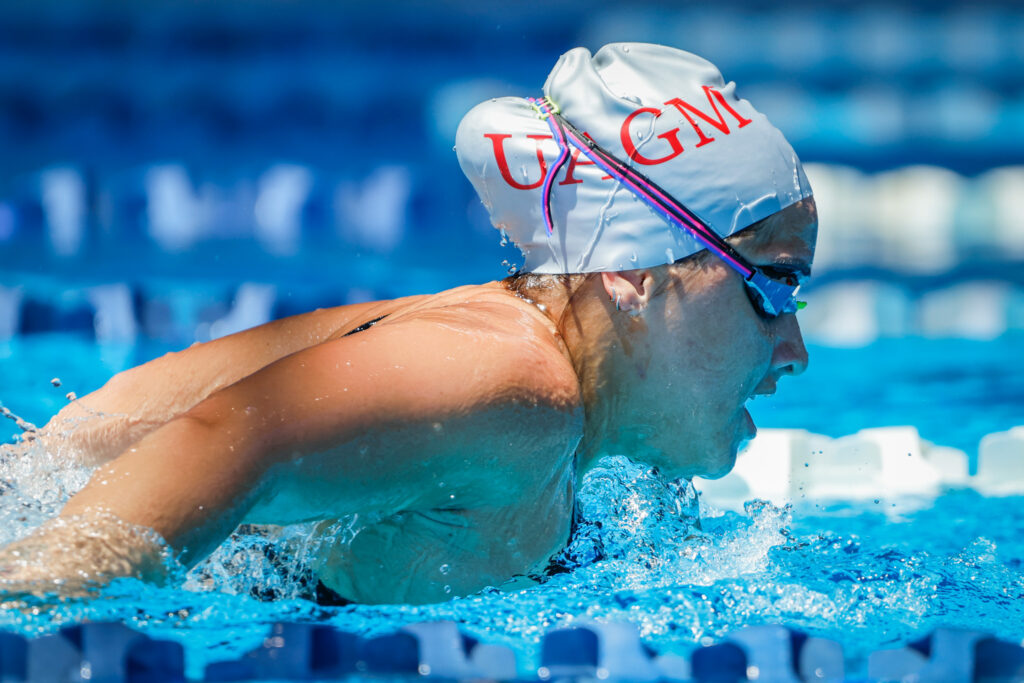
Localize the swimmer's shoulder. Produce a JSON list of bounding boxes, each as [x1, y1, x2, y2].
[[360, 282, 582, 414], [244, 284, 581, 520]]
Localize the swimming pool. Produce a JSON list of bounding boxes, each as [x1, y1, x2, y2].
[[2, 329, 1022, 678]]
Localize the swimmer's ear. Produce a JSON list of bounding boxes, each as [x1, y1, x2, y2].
[[601, 270, 654, 313]]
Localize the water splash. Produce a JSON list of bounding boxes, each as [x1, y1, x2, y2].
[[1, 401, 39, 436], [0, 412, 94, 547], [2, 420, 1023, 676]]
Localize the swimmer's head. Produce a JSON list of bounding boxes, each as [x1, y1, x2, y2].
[[455, 43, 812, 274]]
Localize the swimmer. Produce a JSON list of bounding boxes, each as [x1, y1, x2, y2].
[[0, 44, 816, 605]]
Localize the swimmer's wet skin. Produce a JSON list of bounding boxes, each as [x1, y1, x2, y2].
[[0, 43, 816, 605]]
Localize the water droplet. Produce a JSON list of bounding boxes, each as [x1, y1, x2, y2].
[[873, 499, 880, 504], [440, 564, 451, 575], [443, 584, 452, 594], [50, 378, 61, 387], [630, 251, 638, 263], [65, 392, 77, 401]]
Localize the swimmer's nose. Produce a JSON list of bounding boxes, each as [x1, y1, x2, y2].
[[771, 314, 809, 378]]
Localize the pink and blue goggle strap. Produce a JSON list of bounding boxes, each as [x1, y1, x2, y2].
[[527, 96, 801, 318]]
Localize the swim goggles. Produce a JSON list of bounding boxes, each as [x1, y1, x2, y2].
[[528, 96, 806, 320]]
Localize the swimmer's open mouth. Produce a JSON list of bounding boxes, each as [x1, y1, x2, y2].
[[747, 381, 778, 402], [741, 383, 775, 439]]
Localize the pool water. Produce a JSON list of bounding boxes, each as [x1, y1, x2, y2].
[[1, 332, 1023, 678]]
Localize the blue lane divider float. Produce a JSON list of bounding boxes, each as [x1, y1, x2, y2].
[[1, 620, 1024, 682], [203, 623, 361, 681], [10, 622, 185, 683]]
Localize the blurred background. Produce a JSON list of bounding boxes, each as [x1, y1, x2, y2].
[[0, 0, 1022, 349]]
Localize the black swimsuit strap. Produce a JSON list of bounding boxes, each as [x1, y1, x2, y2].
[[342, 314, 388, 337]]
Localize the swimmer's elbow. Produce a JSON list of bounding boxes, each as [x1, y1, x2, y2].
[[169, 409, 265, 468]]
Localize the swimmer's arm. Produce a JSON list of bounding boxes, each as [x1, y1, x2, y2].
[[2, 316, 578, 590], [37, 297, 421, 466], [0, 410, 268, 592]]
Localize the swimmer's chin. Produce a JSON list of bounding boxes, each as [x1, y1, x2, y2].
[[694, 451, 739, 480], [693, 409, 756, 480], [667, 446, 739, 481], [692, 434, 748, 480]]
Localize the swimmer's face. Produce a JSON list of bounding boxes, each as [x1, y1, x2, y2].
[[635, 199, 817, 479]]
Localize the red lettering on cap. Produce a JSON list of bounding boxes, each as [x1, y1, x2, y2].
[[664, 86, 752, 148], [619, 107, 684, 165], [484, 133, 552, 190]]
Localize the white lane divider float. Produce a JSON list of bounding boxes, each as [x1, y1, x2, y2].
[[694, 425, 1024, 509]]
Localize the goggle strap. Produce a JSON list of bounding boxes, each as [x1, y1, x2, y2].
[[539, 109, 570, 237], [537, 104, 755, 280], [528, 98, 799, 319]]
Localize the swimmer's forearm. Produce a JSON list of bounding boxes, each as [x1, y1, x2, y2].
[[0, 411, 257, 594], [59, 410, 270, 567], [0, 512, 171, 596]]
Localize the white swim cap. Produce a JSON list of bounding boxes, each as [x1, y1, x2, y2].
[[455, 43, 813, 274]]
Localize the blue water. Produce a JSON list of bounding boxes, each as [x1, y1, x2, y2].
[[2, 332, 1023, 677]]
